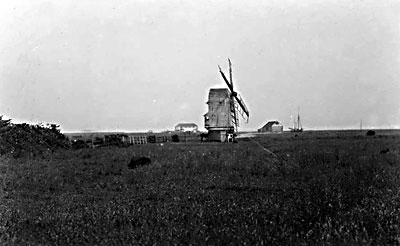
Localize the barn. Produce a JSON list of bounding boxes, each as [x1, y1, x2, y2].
[[258, 121, 283, 133]]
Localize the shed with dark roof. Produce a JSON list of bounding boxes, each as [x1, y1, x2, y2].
[[258, 121, 283, 132]]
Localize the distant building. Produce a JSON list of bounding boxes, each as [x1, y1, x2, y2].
[[174, 123, 198, 132], [258, 121, 283, 133]]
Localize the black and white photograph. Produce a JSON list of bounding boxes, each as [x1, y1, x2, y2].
[[1, 0, 399, 244]]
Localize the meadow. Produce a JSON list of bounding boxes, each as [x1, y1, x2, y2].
[[1, 130, 400, 245]]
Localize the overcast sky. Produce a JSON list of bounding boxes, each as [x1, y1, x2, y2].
[[1, 0, 399, 132]]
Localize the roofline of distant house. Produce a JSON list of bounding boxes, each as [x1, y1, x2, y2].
[[175, 123, 198, 127]]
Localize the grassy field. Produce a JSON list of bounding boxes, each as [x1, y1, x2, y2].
[[1, 130, 400, 245]]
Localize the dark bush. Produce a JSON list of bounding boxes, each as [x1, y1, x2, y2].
[[200, 132, 208, 142], [93, 137, 104, 145], [366, 130, 375, 136], [104, 134, 128, 147], [147, 135, 156, 143], [128, 156, 151, 169], [72, 140, 88, 149], [171, 134, 180, 142], [0, 116, 70, 157]]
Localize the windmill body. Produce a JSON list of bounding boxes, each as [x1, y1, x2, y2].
[[203, 59, 249, 142], [204, 88, 235, 142]]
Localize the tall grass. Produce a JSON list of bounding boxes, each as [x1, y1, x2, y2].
[[1, 133, 400, 245]]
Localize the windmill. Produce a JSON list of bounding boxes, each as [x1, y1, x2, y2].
[[203, 59, 249, 142]]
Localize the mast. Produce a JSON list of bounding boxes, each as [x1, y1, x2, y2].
[[297, 106, 301, 130], [297, 114, 300, 129], [291, 115, 296, 131]]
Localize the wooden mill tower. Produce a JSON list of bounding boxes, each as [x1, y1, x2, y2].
[[204, 59, 249, 142]]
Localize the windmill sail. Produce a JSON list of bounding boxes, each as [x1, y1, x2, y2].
[[218, 66, 233, 92], [235, 94, 249, 122], [218, 60, 249, 123]]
